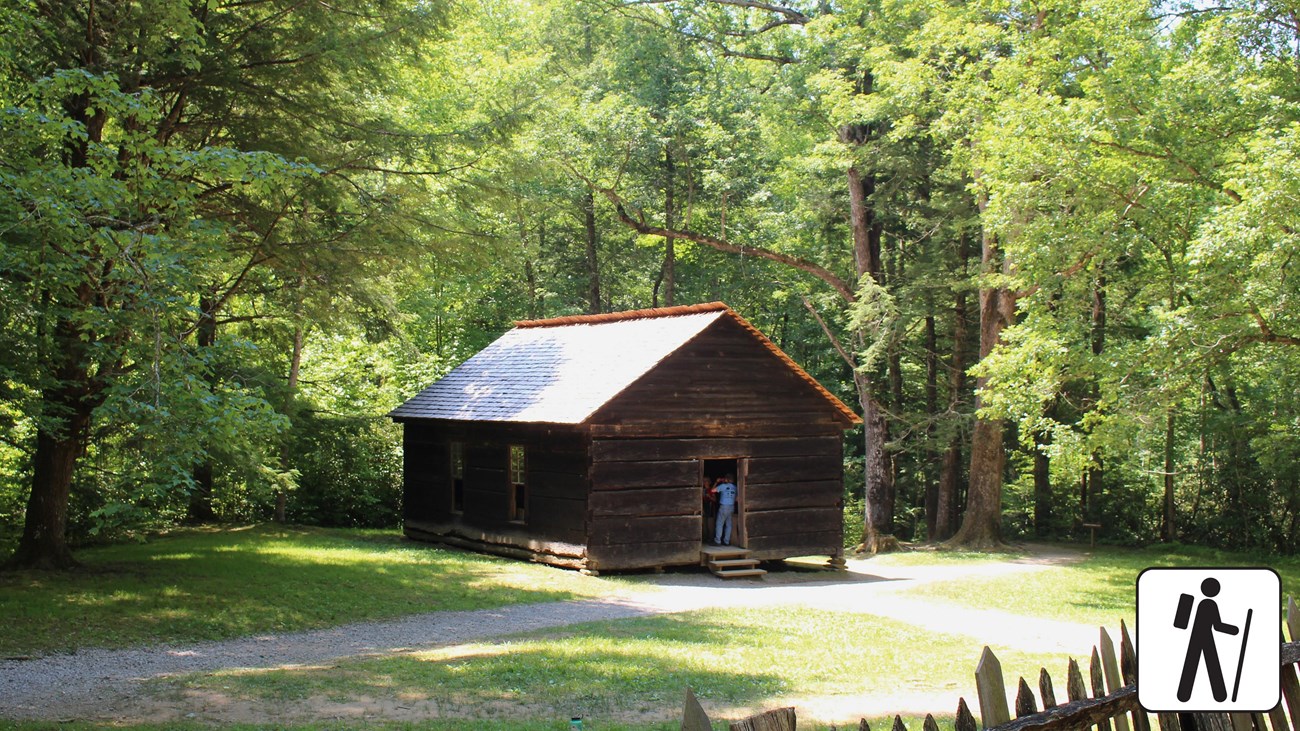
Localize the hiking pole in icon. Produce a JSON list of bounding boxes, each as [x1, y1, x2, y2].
[[1231, 608, 1253, 703]]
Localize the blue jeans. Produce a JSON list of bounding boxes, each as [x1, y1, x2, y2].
[[714, 503, 734, 544]]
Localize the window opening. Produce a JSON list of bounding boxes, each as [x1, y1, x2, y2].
[[509, 445, 527, 523], [450, 442, 465, 513]]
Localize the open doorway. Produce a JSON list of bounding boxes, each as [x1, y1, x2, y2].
[[701, 458, 745, 546]]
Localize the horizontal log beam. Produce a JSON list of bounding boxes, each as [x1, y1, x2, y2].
[[990, 685, 1138, 731]]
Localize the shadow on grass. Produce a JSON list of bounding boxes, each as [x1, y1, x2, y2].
[[200, 625, 785, 718]]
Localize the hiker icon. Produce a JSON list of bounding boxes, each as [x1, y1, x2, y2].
[[1174, 578, 1250, 703], [1136, 567, 1280, 712]]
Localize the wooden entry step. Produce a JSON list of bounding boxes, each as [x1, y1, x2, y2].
[[701, 545, 767, 579]]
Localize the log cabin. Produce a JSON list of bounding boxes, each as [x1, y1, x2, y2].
[[388, 302, 861, 575]]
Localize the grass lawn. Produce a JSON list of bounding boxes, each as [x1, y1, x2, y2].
[[149, 607, 1062, 728], [0, 525, 619, 655], [896, 543, 1300, 628]]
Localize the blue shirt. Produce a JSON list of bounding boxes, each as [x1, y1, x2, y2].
[[715, 481, 737, 506]]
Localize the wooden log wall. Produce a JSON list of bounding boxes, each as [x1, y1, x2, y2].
[[588, 317, 854, 436], [744, 447, 843, 560], [400, 420, 589, 545], [401, 423, 445, 524], [586, 440, 702, 571], [587, 435, 844, 569]]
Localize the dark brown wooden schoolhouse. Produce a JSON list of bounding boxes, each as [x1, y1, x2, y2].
[[388, 302, 861, 574]]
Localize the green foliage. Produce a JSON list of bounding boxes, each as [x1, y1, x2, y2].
[[3, 0, 1299, 558], [287, 415, 403, 528]]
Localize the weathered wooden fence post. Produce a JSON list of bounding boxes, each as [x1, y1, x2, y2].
[[682, 686, 712, 731], [956, 697, 978, 731], [976, 646, 1011, 729], [1041, 667, 1058, 710], [1100, 628, 1131, 731]]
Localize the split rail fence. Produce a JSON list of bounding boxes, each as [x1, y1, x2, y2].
[[685, 595, 1300, 731]]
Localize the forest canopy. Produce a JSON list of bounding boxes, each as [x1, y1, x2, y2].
[[1, 0, 1298, 567]]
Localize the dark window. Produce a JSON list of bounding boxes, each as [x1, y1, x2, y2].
[[509, 445, 526, 523], [450, 442, 465, 513]]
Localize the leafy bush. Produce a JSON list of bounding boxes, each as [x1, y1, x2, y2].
[[842, 491, 865, 549], [287, 414, 402, 528]]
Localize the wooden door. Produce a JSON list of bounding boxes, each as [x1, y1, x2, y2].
[[734, 458, 748, 547]]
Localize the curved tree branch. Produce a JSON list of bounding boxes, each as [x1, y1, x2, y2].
[[586, 180, 858, 302], [1248, 303, 1300, 346]]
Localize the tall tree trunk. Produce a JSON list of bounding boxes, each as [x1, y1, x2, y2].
[[14, 412, 90, 570], [662, 146, 676, 308], [1033, 431, 1051, 536], [9, 92, 109, 569], [583, 191, 601, 315], [863, 393, 894, 539], [935, 436, 963, 541], [1162, 408, 1177, 542], [1085, 268, 1107, 521], [948, 215, 1013, 548], [275, 323, 305, 524], [924, 306, 940, 540], [10, 314, 96, 569], [186, 292, 219, 524], [845, 153, 896, 552], [525, 219, 543, 320], [935, 236, 971, 541]]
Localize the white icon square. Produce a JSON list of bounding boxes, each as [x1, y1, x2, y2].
[[1136, 567, 1280, 712]]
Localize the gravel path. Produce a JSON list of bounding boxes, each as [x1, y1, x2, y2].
[[0, 546, 1097, 723]]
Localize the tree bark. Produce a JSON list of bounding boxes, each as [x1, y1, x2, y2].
[[186, 292, 219, 524], [275, 323, 305, 524], [662, 146, 676, 308], [935, 236, 971, 541], [12, 418, 89, 570], [924, 307, 940, 540], [584, 191, 601, 315], [935, 435, 963, 541], [863, 394, 894, 541], [1084, 268, 1107, 521], [9, 314, 97, 570], [1162, 408, 1176, 542], [947, 218, 1013, 548], [845, 154, 897, 552], [1033, 431, 1051, 537]]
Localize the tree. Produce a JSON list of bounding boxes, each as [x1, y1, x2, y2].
[[1, 0, 446, 567]]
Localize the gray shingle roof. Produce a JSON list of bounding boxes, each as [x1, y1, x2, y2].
[[388, 308, 728, 423]]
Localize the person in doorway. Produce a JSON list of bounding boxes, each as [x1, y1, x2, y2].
[[703, 477, 719, 538], [712, 474, 737, 546]]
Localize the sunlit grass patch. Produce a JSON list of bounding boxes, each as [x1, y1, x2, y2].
[[0, 525, 616, 655], [902, 544, 1300, 628], [864, 548, 1024, 567]]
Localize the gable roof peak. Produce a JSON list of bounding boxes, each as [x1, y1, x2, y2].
[[388, 301, 860, 426]]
